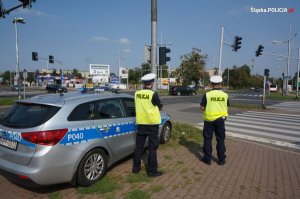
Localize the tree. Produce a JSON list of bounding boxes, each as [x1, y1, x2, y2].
[[110, 72, 117, 77], [51, 69, 57, 76], [157, 64, 169, 78], [224, 64, 262, 89], [2, 70, 11, 85], [72, 68, 82, 79], [140, 63, 152, 76], [27, 72, 35, 84], [175, 48, 208, 88], [128, 67, 142, 84]]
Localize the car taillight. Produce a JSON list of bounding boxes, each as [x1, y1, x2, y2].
[[21, 129, 68, 146]]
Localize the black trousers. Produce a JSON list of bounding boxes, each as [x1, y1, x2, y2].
[[202, 117, 226, 161], [133, 125, 159, 173]]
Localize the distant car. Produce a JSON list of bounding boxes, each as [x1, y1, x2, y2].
[[0, 92, 172, 187], [269, 84, 278, 92], [10, 85, 24, 91], [169, 86, 196, 96], [46, 84, 67, 93], [255, 87, 261, 92], [94, 85, 119, 94]]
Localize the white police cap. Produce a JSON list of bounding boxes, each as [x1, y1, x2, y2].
[[210, 75, 223, 83], [141, 73, 156, 82]]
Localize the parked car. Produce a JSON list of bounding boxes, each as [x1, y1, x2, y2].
[[169, 86, 196, 96], [10, 85, 24, 91], [269, 84, 278, 92], [46, 84, 67, 93], [0, 92, 172, 187]]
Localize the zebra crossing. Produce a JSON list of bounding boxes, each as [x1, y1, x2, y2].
[[196, 110, 300, 150], [230, 93, 262, 97], [267, 101, 300, 113]]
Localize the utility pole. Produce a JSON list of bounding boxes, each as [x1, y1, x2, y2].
[[262, 74, 266, 109], [296, 48, 300, 99], [218, 26, 224, 76], [151, 0, 157, 91], [286, 24, 291, 95]]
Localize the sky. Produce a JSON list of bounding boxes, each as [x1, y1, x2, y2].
[[0, 0, 299, 78]]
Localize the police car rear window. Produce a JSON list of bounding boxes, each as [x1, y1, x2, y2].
[[0, 103, 60, 128]]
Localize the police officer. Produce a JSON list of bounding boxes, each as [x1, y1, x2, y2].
[[200, 75, 229, 165], [132, 73, 163, 177]]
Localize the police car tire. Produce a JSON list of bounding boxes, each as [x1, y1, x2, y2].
[[77, 148, 108, 187], [177, 92, 181, 96], [160, 122, 172, 144]]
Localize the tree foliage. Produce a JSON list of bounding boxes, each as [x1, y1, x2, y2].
[[2, 70, 11, 85], [222, 65, 263, 89], [72, 68, 82, 79], [174, 48, 208, 87]]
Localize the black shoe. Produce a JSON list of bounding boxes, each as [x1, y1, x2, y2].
[[218, 160, 226, 165], [147, 171, 163, 177], [132, 168, 140, 174], [201, 158, 211, 165]]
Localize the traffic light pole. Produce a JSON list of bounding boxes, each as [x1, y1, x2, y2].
[[151, 0, 157, 91], [262, 75, 266, 109], [296, 48, 300, 99], [218, 26, 224, 76]]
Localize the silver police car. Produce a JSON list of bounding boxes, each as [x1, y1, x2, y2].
[[0, 92, 172, 187]]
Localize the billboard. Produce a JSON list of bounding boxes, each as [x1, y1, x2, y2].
[[90, 64, 110, 83], [119, 67, 128, 78], [89, 64, 109, 76]]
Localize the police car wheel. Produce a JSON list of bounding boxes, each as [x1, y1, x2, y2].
[[177, 92, 181, 96], [160, 122, 172, 144], [77, 148, 108, 187]]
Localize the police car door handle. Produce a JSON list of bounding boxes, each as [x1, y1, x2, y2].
[[99, 127, 110, 132]]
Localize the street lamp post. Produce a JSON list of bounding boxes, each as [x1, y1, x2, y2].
[[296, 48, 300, 99], [13, 17, 25, 100], [118, 51, 126, 89], [272, 24, 296, 95]]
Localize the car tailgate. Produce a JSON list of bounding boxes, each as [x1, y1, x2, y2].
[[0, 129, 36, 166]]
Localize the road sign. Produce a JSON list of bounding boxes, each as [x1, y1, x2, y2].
[[284, 76, 291, 79], [23, 69, 28, 80]]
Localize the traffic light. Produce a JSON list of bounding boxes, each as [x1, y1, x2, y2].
[[19, 0, 35, 8], [255, 45, 264, 57], [49, 55, 54, 63], [32, 52, 38, 61], [144, 45, 151, 64], [0, 1, 5, 18], [264, 69, 270, 77], [232, 36, 242, 51], [159, 47, 171, 65]]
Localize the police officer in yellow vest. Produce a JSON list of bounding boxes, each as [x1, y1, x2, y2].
[[200, 75, 229, 165], [132, 73, 163, 177]]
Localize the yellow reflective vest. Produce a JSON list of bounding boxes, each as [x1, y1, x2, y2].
[[135, 89, 161, 125], [203, 90, 228, 121]]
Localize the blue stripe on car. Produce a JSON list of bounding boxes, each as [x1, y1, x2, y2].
[[1, 116, 169, 148]]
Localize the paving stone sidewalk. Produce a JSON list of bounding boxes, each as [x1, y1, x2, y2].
[[0, 138, 300, 199]]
